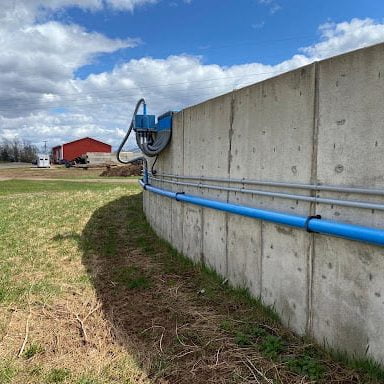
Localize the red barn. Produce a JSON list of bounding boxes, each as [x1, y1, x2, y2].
[[52, 137, 112, 163]]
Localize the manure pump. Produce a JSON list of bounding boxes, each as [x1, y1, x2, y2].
[[117, 99, 173, 183]]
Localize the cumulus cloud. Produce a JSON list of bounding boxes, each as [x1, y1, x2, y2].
[[0, 21, 137, 123], [1, 11, 384, 150], [105, 0, 159, 11], [0, 0, 157, 20], [0, 1, 138, 121], [301, 18, 384, 59]]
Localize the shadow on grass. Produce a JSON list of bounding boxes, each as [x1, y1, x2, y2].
[[81, 193, 211, 383], [79, 192, 281, 383], [80, 192, 384, 384]]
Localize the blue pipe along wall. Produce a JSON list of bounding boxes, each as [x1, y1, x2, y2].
[[139, 181, 384, 246], [121, 44, 384, 364]]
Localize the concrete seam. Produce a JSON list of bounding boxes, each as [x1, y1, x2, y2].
[[194, 107, 204, 265], [225, 213, 229, 277], [182, 111, 187, 257], [306, 61, 320, 335], [180, 111, 185, 253], [260, 220, 264, 297], [225, 93, 236, 276], [310, 62, 320, 208], [201, 207, 205, 264], [227, 93, 235, 178]]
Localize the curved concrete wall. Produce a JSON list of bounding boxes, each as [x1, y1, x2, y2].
[[143, 44, 384, 362]]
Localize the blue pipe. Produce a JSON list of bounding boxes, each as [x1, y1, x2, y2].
[[139, 181, 384, 246]]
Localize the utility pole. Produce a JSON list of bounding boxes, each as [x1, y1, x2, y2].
[[43, 141, 47, 154]]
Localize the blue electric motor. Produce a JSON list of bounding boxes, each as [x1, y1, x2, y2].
[[134, 111, 173, 133], [133, 103, 173, 157], [117, 99, 174, 161]]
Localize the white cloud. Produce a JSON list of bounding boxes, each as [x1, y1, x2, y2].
[[257, 0, 281, 14], [252, 21, 265, 29], [0, 0, 158, 17], [301, 18, 384, 59], [104, 0, 158, 11], [0, 2, 138, 121], [1, 15, 384, 150]]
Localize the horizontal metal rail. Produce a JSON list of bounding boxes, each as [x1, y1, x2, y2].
[[140, 180, 384, 246], [150, 176, 384, 211], [152, 172, 384, 196]]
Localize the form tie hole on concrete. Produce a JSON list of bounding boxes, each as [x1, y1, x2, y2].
[[335, 164, 344, 173]]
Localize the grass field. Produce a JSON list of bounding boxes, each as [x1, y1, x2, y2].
[[0, 179, 383, 383], [0, 165, 137, 180]]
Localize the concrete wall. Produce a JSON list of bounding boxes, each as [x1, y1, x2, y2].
[[143, 44, 384, 362]]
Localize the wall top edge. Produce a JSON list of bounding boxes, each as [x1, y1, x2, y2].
[[176, 42, 384, 117]]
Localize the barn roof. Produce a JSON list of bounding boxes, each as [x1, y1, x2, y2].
[[61, 137, 111, 147]]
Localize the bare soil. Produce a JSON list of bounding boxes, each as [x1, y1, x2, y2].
[[100, 164, 142, 177]]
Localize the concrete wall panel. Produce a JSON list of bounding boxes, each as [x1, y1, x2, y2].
[[227, 215, 262, 298], [261, 223, 310, 334], [183, 94, 232, 178], [230, 65, 316, 185], [182, 205, 203, 263], [227, 65, 317, 333], [170, 111, 185, 253], [171, 199, 184, 254], [312, 237, 384, 362], [143, 44, 384, 363], [317, 44, 384, 189], [315, 43, 384, 229], [309, 44, 384, 361], [202, 209, 227, 276]]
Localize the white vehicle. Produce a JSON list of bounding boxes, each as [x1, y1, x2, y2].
[[36, 154, 50, 168]]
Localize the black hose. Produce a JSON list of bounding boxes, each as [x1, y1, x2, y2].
[[140, 130, 172, 156], [116, 98, 145, 164], [117, 98, 172, 163], [151, 155, 159, 175]]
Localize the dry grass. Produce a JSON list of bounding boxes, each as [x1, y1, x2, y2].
[[0, 183, 147, 383], [0, 180, 382, 383], [0, 165, 137, 180]]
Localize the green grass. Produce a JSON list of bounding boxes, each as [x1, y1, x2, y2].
[[76, 377, 100, 384], [113, 266, 151, 289], [0, 361, 16, 384], [33, 175, 140, 181], [0, 179, 138, 196], [1, 179, 384, 384], [0, 181, 138, 307], [46, 368, 71, 383], [327, 348, 384, 382], [0, 180, 145, 384], [259, 335, 284, 359], [286, 355, 325, 380], [40, 175, 139, 181], [23, 343, 44, 359]]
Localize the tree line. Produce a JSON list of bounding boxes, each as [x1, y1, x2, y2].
[[0, 139, 39, 163]]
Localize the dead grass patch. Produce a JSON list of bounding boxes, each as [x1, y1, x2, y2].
[[0, 183, 149, 383], [0, 166, 103, 180]]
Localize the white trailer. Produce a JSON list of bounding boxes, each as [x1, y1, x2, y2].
[[37, 154, 50, 168]]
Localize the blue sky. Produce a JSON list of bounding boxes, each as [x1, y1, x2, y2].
[[1, 0, 384, 149], [60, 0, 384, 77]]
